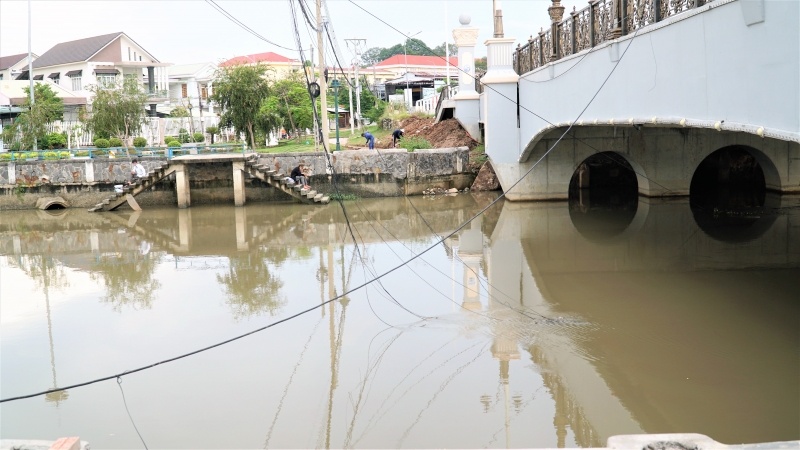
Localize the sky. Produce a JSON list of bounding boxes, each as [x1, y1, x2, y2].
[[0, 0, 587, 65]]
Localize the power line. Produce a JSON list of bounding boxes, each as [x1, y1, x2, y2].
[[204, 0, 296, 51]]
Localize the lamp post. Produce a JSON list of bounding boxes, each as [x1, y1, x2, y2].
[[330, 78, 341, 151], [186, 100, 194, 135]]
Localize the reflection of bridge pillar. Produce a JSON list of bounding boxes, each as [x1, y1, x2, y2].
[[458, 216, 484, 310], [235, 207, 248, 251], [232, 161, 246, 207], [177, 209, 192, 251], [175, 164, 191, 208], [12, 236, 21, 254]]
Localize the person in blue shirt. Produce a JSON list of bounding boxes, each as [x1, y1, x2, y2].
[[361, 131, 375, 149], [392, 129, 404, 148]]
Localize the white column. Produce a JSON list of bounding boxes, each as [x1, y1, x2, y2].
[[452, 14, 481, 140]]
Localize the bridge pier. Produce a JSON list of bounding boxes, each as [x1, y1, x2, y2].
[[174, 164, 191, 209], [232, 161, 246, 207]]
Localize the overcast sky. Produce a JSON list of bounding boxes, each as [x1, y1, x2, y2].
[[1, 1, 586, 65]]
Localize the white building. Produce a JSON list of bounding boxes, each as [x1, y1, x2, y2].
[[165, 62, 217, 115], [0, 53, 38, 81], [24, 32, 171, 116]]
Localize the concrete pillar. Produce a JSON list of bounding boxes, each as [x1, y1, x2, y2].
[[13, 236, 21, 254], [482, 36, 520, 192], [85, 160, 95, 183], [175, 164, 191, 208], [90, 232, 99, 253], [235, 207, 248, 251], [232, 161, 246, 207], [8, 162, 16, 185], [177, 209, 192, 251], [452, 14, 481, 140]]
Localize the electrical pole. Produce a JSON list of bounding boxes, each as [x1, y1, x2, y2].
[[316, 0, 330, 150], [348, 64, 354, 135], [345, 39, 366, 129], [28, 0, 36, 152], [445, 0, 450, 86]]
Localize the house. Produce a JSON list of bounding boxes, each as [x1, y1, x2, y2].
[[22, 32, 171, 116], [220, 51, 303, 78], [0, 80, 87, 126], [372, 55, 458, 79], [0, 53, 38, 81], [164, 62, 217, 114]]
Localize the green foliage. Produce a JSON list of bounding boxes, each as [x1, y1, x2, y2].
[[41, 132, 66, 149], [399, 136, 431, 152], [59, 151, 70, 159], [205, 126, 218, 135], [170, 106, 189, 117], [133, 137, 147, 148], [85, 76, 148, 144], [266, 74, 313, 139], [108, 137, 123, 148], [361, 38, 444, 66], [475, 57, 487, 71], [0, 153, 12, 161], [167, 140, 182, 148], [327, 193, 360, 201], [43, 151, 59, 160], [74, 151, 89, 157], [93, 129, 110, 140], [26, 152, 38, 159], [94, 138, 110, 148], [10, 84, 65, 150], [178, 128, 190, 143], [431, 41, 458, 57], [192, 132, 205, 143], [211, 63, 276, 150]]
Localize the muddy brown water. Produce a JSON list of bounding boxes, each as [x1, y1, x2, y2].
[[1, 193, 798, 448]]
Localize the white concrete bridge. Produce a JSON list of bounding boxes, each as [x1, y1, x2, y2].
[[448, 0, 799, 200]]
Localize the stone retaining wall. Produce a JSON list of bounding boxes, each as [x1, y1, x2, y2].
[[0, 148, 475, 209]]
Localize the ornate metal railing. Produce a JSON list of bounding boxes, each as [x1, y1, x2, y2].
[[514, 0, 712, 75], [475, 70, 486, 93]]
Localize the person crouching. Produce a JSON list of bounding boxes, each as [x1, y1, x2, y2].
[[291, 160, 311, 189]]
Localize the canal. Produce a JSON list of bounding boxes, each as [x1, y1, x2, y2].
[[1, 193, 798, 448]]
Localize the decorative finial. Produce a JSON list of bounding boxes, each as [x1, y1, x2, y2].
[[459, 13, 471, 26]]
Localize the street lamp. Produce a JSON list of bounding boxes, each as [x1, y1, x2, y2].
[[330, 78, 341, 151], [186, 100, 194, 135]]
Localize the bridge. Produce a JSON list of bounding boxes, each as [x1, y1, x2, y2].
[[88, 153, 330, 212], [446, 0, 799, 200]]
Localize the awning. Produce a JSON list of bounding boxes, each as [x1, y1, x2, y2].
[[32, 74, 44, 80], [48, 72, 60, 79], [65, 70, 82, 77], [14, 71, 29, 80], [94, 68, 119, 75]]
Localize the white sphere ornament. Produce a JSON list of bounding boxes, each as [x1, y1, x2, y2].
[[459, 13, 471, 25]]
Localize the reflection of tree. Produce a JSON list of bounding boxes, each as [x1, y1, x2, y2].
[[90, 253, 162, 312], [217, 249, 287, 320], [6, 254, 71, 294]]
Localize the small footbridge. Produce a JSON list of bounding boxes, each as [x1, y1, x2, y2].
[[89, 153, 330, 212]]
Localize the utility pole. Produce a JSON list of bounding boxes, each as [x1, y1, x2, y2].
[[348, 64, 354, 135], [345, 39, 366, 129], [316, 0, 330, 150], [445, 0, 450, 86], [28, 0, 36, 152]]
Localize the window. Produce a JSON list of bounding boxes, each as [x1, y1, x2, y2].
[[133, 51, 137, 60], [181, 84, 187, 98], [128, 47, 131, 60], [71, 76, 82, 91], [0, 74, 3, 80], [139, 56, 142, 61], [97, 74, 116, 89], [52, 76, 60, 85], [201, 84, 208, 99]]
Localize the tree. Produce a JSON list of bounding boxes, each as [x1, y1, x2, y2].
[[475, 57, 487, 71], [85, 76, 148, 145], [432, 41, 458, 57], [267, 74, 314, 140], [360, 38, 439, 67], [8, 83, 64, 150], [211, 63, 275, 150]]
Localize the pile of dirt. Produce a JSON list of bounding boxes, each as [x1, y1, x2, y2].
[[471, 160, 501, 191], [399, 116, 478, 150]]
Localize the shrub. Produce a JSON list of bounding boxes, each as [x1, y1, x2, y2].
[[133, 137, 148, 148], [108, 137, 123, 148], [46, 132, 67, 149], [205, 126, 218, 135], [399, 136, 431, 152], [93, 130, 110, 140], [168, 140, 182, 148], [178, 128, 190, 143], [192, 132, 205, 143], [43, 151, 59, 160], [94, 138, 110, 148], [0, 153, 12, 161], [59, 151, 71, 159], [74, 151, 89, 157], [9, 141, 21, 151], [27, 152, 39, 159]]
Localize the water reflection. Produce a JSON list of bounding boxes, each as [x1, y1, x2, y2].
[[1, 194, 798, 447]]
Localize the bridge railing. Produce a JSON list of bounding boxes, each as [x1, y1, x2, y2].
[[514, 0, 713, 75], [0, 144, 248, 161]]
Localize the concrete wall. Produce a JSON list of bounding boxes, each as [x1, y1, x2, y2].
[[483, 0, 800, 198], [0, 148, 476, 209]]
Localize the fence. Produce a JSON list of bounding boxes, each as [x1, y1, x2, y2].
[[513, 0, 712, 75], [0, 143, 247, 162]]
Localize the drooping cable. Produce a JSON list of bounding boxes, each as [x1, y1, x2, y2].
[[204, 0, 296, 51]]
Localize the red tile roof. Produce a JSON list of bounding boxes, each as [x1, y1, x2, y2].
[[221, 51, 297, 67], [376, 55, 458, 67]]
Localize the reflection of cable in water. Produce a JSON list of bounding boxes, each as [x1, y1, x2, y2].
[[264, 315, 324, 449]]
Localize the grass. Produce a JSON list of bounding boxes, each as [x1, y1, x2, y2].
[[328, 193, 360, 201]]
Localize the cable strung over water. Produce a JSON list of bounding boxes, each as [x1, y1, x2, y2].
[[1, 0, 645, 405]]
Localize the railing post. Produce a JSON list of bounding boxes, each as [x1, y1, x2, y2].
[[571, 7, 578, 54], [612, 0, 625, 37], [538, 28, 546, 66], [589, 0, 597, 47], [515, 44, 521, 74], [654, 0, 661, 22], [528, 36, 535, 70], [549, 0, 565, 60]]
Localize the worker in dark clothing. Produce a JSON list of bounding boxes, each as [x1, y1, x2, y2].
[[290, 160, 310, 189], [361, 131, 375, 149], [392, 129, 405, 148]]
